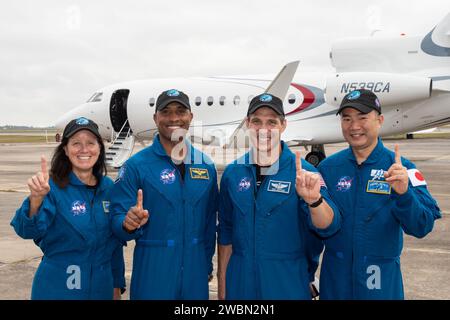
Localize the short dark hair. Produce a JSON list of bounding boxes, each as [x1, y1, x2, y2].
[[50, 136, 107, 188]]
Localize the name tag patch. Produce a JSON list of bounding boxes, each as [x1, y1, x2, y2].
[[267, 180, 291, 194], [366, 180, 391, 195], [190, 168, 209, 180]]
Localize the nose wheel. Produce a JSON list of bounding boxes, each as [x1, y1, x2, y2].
[[305, 144, 326, 167]]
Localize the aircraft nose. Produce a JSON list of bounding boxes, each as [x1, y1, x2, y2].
[[55, 113, 71, 131], [54, 103, 91, 130]]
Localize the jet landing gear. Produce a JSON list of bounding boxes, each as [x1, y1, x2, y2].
[[305, 144, 326, 167]]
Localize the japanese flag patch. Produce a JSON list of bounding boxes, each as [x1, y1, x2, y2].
[[407, 169, 427, 187]]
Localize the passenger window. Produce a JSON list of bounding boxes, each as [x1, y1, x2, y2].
[[233, 95, 240, 106], [219, 96, 226, 106], [288, 94, 296, 104], [195, 96, 202, 106], [207, 96, 214, 106], [149, 97, 155, 107]]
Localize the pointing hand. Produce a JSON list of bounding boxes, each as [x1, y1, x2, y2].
[[123, 189, 150, 232], [384, 144, 409, 195], [28, 156, 51, 199], [295, 151, 321, 205]]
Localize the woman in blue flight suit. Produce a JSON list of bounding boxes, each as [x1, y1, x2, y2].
[[11, 117, 125, 300]]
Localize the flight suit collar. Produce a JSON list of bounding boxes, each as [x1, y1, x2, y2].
[[347, 138, 385, 166], [68, 172, 108, 191], [151, 134, 197, 163], [242, 140, 291, 172], [149, 134, 211, 206], [230, 141, 295, 214]]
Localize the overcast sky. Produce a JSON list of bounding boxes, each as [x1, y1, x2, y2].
[[1, 0, 448, 126]]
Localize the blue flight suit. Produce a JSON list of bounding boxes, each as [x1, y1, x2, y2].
[[109, 135, 218, 300], [218, 141, 341, 299], [11, 173, 125, 300], [318, 139, 441, 299]]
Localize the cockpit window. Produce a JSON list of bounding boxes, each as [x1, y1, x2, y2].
[[87, 92, 103, 102]]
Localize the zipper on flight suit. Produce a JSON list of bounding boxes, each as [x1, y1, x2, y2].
[[88, 185, 98, 299], [251, 166, 261, 298], [172, 160, 185, 298], [351, 164, 363, 298]]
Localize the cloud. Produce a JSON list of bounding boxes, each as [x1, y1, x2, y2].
[[0, 0, 448, 126]]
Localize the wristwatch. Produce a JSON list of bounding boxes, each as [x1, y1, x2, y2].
[[308, 196, 323, 208]]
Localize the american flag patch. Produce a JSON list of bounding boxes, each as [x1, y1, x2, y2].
[[301, 169, 327, 188], [317, 172, 327, 188]]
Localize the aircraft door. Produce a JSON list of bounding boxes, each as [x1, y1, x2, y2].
[[110, 89, 132, 133]]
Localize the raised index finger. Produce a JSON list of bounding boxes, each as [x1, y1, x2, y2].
[[136, 189, 143, 210], [295, 151, 302, 174], [41, 156, 49, 179], [394, 144, 401, 164]]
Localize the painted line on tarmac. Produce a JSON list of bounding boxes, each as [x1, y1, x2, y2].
[[404, 247, 450, 255]]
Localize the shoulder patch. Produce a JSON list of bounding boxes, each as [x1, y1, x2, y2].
[[102, 201, 110, 213], [316, 172, 327, 188], [115, 165, 126, 184], [407, 169, 427, 187]]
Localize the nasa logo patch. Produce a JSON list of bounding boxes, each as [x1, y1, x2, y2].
[[71, 200, 87, 216], [160, 168, 176, 185]]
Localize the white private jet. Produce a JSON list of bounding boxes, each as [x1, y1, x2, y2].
[[55, 13, 450, 167]]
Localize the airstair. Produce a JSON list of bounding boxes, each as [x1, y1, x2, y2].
[[105, 120, 135, 168]]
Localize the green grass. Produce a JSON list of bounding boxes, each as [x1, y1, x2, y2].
[[0, 135, 56, 143]]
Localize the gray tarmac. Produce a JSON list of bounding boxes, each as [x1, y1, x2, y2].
[[0, 138, 449, 300]]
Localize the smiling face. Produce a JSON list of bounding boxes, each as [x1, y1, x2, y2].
[[246, 106, 286, 156], [340, 107, 384, 153], [64, 130, 100, 175], [153, 102, 193, 144]]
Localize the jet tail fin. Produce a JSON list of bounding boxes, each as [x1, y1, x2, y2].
[[265, 60, 300, 98], [421, 12, 450, 57]]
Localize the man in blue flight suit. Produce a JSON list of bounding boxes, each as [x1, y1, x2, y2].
[[318, 89, 441, 299], [217, 93, 341, 300], [109, 89, 218, 300]]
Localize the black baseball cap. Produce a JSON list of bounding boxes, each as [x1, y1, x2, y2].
[[337, 89, 382, 115], [155, 89, 191, 113], [62, 117, 101, 140], [247, 93, 285, 117]]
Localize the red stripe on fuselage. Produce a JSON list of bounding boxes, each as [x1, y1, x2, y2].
[[286, 83, 315, 116]]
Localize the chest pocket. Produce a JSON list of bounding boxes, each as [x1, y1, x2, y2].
[[183, 166, 212, 205], [258, 179, 296, 215], [363, 197, 392, 222], [228, 179, 254, 216], [144, 166, 182, 207]]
